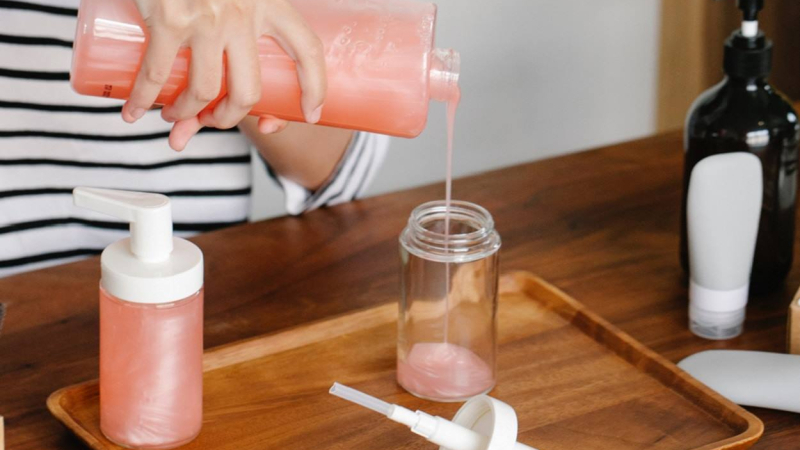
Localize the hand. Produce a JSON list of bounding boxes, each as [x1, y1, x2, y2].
[[122, 0, 326, 151]]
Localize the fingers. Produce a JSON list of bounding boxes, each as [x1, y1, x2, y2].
[[200, 31, 262, 130], [162, 36, 224, 123], [168, 117, 204, 152], [257, 115, 289, 134], [127, 0, 326, 147], [269, 1, 326, 123], [123, 29, 182, 123]]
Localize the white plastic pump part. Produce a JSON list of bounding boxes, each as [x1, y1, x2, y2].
[[73, 187, 203, 304], [443, 395, 527, 450], [329, 383, 536, 450], [741, 20, 758, 38], [686, 153, 762, 340]]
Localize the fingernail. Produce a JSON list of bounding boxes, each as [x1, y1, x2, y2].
[[307, 105, 323, 124], [130, 107, 146, 120], [260, 122, 279, 134]]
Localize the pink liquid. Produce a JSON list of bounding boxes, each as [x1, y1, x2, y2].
[[100, 287, 203, 449], [71, 0, 459, 138], [397, 343, 494, 400], [443, 87, 461, 342], [397, 87, 494, 401]]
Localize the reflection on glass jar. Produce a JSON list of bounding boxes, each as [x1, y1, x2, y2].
[[398, 200, 501, 402]]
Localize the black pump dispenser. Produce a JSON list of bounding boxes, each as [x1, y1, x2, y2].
[[680, 0, 800, 293], [737, 0, 763, 20], [724, 0, 772, 78]]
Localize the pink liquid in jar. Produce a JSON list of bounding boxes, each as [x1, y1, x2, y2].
[[397, 342, 494, 400], [71, 0, 460, 137], [100, 286, 203, 449]]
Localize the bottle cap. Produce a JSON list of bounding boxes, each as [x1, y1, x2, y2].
[[724, 0, 771, 78], [689, 280, 747, 340], [73, 187, 203, 304]]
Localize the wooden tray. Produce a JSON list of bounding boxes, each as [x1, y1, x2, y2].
[[48, 272, 762, 450]]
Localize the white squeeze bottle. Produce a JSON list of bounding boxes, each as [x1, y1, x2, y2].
[[73, 187, 204, 449]]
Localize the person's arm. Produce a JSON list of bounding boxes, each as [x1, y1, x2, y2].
[[242, 123, 391, 215], [238, 118, 353, 191]]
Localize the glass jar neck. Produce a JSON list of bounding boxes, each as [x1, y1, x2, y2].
[[400, 201, 501, 263], [429, 48, 461, 103]]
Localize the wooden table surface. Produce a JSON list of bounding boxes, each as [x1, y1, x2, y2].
[[1, 130, 799, 449]]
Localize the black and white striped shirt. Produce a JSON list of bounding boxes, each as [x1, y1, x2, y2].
[[0, 0, 389, 277]]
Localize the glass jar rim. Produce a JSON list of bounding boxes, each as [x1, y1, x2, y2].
[[400, 200, 500, 263], [410, 200, 493, 241]]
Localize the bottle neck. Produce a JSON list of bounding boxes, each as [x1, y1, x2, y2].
[[429, 48, 461, 103], [725, 74, 768, 89], [400, 200, 500, 263]]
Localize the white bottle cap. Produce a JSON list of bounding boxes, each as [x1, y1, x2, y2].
[[689, 280, 747, 340], [73, 187, 203, 304]]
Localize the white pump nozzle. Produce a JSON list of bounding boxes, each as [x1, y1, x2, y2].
[[73, 187, 173, 262], [72, 187, 203, 304], [329, 383, 536, 450], [741, 20, 758, 38]]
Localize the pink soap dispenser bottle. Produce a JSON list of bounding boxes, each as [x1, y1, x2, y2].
[[73, 187, 204, 449], [70, 0, 461, 137]]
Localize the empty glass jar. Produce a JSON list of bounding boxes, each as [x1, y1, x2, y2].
[[397, 200, 501, 402]]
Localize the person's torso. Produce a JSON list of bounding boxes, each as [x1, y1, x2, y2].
[[0, 0, 254, 276]]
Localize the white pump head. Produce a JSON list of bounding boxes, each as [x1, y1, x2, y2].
[[74, 187, 173, 262], [73, 187, 203, 304]]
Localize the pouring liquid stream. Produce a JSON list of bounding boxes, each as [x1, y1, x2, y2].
[[443, 87, 461, 344], [397, 87, 494, 401]]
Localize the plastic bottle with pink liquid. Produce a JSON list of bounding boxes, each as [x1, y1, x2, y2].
[[71, 0, 460, 138], [73, 187, 204, 449]]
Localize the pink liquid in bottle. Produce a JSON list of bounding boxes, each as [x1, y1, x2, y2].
[[71, 0, 460, 138], [100, 287, 203, 449]]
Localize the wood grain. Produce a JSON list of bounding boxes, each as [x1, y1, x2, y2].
[[1, 128, 800, 448], [788, 288, 800, 355], [657, 0, 713, 132], [758, 0, 800, 101], [48, 273, 762, 450]]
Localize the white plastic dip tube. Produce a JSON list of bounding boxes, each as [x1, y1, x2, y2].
[[687, 153, 762, 340]]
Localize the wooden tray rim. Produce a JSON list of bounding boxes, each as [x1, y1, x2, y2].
[[514, 274, 764, 450], [47, 271, 763, 450]]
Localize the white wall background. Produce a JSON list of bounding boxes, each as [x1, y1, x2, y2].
[[252, 0, 662, 220]]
